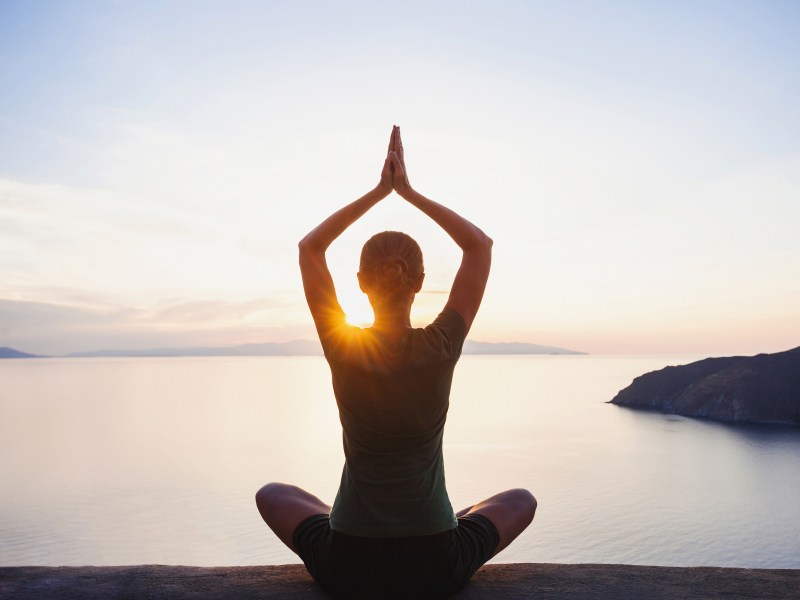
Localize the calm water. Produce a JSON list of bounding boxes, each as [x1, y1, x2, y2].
[[1, 355, 799, 568]]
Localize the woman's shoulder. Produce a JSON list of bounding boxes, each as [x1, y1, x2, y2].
[[426, 307, 466, 333], [319, 322, 368, 360], [416, 308, 467, 360]]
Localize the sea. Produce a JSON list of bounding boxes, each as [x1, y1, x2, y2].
[[1, 355, 799, 568]]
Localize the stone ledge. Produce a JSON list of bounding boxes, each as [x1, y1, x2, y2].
[[1, 563, 798, 599]]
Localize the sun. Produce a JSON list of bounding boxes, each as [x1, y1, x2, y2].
[[340, 290, 374, 327]]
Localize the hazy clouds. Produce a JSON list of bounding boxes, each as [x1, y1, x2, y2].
[[1, 1, 799, 354]]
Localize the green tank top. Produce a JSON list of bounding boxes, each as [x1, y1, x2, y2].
[[320, 308, 467, 537]]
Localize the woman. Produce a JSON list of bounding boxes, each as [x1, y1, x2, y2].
[[256, 126, 536, 599]]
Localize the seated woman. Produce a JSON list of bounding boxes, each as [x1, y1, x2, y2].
[[256, 126, 536, 599]]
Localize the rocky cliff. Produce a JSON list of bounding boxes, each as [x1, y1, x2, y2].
[[610, 347, 800, 425]]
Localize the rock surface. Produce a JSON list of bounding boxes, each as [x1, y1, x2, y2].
[[610, 347, 800, 425], [1, 564, 798, 599]]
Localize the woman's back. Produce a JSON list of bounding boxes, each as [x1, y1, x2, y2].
[[324, 308, 467, 537]]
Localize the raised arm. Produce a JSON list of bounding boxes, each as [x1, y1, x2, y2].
[[390, 126, 492, 333], [299, 133, 394, 338]]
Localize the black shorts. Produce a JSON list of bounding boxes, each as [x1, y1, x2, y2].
[[293, 513, 500, 599]]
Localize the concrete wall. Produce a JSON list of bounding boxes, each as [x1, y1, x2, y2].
[[2, 563, 798, 599]]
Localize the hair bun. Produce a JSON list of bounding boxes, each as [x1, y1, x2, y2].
[[377, 256, 409, 290]]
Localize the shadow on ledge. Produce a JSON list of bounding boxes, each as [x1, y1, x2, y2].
[[2, 563, 798, 599]]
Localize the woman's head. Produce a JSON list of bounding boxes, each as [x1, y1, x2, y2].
[[358, 231, 424, 306]]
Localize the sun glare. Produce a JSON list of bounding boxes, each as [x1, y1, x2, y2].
[[345, 306, 374, 327], [340, 290, 374, 328]]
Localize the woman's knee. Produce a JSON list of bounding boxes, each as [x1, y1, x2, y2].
[[501, 488, 537, 525], [255, 482, 292, 513], [470, 488, 537, 528], [516, 488, 537, 522], [255, 482, 329, 519], [513, 488, 536, 509]]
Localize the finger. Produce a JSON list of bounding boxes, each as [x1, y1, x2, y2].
[[388, 125, 397, 153], [390, 151, 405, 175], [380, 153, 392, 177], [396, 127, 405, 161]]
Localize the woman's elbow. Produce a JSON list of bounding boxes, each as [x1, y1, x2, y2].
[[463, 230, 492, 259], [298, 236, 319, 254], [298, 239, 314, 263], [298, 238, 326, 265], [477, 229, 493, 252]]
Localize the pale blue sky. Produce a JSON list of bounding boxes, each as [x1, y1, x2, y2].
[[1, 1, 799, 355]]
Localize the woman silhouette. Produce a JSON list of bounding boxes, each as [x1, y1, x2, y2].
[[256, 126, 536, 598]]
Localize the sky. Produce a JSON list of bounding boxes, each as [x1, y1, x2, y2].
[[1, 0, 799, 356]]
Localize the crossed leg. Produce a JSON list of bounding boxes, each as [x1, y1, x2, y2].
[[255, 482, 331, 553], [456, 488, 537, 556], [256, 483, 535, 558]]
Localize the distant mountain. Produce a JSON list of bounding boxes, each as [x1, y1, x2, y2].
[[67, 340, 323, 358], [463, 341, 584, 355], [66, 339, 584, 357], [0, 347, 43, 359], [610, 346, 800, 426]]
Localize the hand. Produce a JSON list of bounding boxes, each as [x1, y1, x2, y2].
[[378, 127, 395, 196], [390, 125, 412, 197]]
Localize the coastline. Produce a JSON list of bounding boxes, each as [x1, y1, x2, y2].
[[2, 563, 798, 599]]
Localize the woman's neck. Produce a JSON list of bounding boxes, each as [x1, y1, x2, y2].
[[371, 307, 412, 331]]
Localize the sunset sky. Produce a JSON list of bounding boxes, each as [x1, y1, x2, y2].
[[1, 1, 799, 356]]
